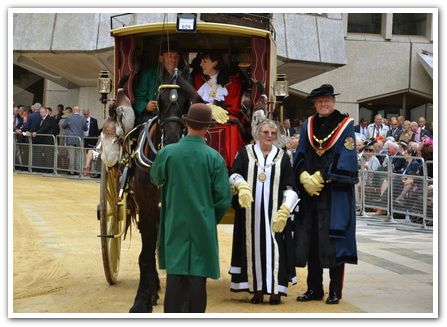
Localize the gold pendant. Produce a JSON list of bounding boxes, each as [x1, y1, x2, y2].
[[316, 149, 326, 156], [209, 90, 217, 98], [258, 172, 267, 182]]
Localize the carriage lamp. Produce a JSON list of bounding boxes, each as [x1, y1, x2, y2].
[[176, 13, 197, 32], [98, 70, 112, 119], [274, 73, 289, 123]]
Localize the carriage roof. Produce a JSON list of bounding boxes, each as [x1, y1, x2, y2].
[[110, 22, 272, 39]]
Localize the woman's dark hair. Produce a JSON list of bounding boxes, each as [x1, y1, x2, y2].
[[420, 145, 433, 161], [406, 146, 418, 157], [200, 51, 229, 86]]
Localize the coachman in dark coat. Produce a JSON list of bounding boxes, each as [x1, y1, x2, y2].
[[293, 84, 358, 305]]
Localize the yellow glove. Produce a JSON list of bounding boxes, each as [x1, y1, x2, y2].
[[272, 204, 290, 233], [237, 181, 253, 208], [300, 171, 324, 196], [312, 171, 325, 183], [208, 104, 229, 124]]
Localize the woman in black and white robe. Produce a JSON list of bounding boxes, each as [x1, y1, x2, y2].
[[229, 119, 299, 305]]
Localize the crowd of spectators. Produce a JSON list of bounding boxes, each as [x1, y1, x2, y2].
[[354, 114, 434, 225], [13, 102, 101, 176]]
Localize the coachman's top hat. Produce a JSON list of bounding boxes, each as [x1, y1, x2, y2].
[[182, 103, 216, 125], [307, 84, 340, 100], [160, 40, 180, 54]]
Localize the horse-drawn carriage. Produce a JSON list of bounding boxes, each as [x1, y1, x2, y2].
[[97, 14, 284, 312]]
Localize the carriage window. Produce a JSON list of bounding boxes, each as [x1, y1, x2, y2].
[[347, 13, 382, 34], [392, 13, 427, 36]]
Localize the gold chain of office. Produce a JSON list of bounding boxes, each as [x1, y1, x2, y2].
[[248, 148, 281, 182], [312, 123, 342, 149]]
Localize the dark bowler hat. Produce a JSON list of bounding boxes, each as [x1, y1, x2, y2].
[[307, 84, 340, 100], [160, 40, 180, 54], [182, 103, 216, 124]]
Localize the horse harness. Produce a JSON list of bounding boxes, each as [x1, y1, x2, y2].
[[134, 69, 189, 170]]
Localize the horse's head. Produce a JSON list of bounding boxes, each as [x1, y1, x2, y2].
[[156, 68, 199, 146]]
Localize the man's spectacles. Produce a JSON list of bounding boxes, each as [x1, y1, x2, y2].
[[261, 131, 277, 136], [364, 149, 374, 152]]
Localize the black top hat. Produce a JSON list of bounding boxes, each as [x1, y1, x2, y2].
[[307, 84, 340, 100], [182, 103, 216, 125], [160, 40, 180, 54]]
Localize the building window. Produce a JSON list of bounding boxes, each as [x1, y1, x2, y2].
[[347, 13, 382, 34], [392, 13, 427, 36]]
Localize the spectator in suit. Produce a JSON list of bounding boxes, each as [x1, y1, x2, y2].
[[19, 103, 42, 134], [365, 114, 389, 140], [410, 121, 432, 143], [57, 107, 73, 169], [283, 118, 296, 138], [82, 108, 100, 148], [13, 105, 26, 143], [427, 122, 433, 137], [418, 116, 426, 129], [293, 118, 304, 135], [373, 140, 386, 166], [354, 118, 368, 136], [62, 105, 88, 175], [31, 108, 59, 172], [385, 142, 406, 174], [386, 117, 403, 141], [54, 104, 64, 123], [397, 116, 405, 130]]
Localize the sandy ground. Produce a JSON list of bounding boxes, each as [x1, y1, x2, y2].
[[11, 173, 361, 317]]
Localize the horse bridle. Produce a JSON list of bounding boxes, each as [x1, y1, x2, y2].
[[156, 69, 188, 147]]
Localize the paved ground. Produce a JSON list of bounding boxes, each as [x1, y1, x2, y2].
[[11, 173, 437, 319], [220, 212, 436, 316]]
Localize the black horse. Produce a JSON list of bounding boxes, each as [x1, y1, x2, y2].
[[129, 68, 200, 313]]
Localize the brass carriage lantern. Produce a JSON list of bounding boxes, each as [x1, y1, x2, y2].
[[98, 70, 112, 119], [274, 73, 289, 123]]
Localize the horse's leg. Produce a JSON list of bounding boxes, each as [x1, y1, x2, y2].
[[129, 171, 160, 313]]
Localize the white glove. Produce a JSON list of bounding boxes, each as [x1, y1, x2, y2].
[[208, 104, 229, 124]]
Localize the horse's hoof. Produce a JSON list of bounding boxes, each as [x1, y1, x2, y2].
[[129, 302, 152, 313], [150, 294, 159, 306]]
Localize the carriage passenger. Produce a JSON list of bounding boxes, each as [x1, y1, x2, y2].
[[194, 51, 245, 169], [134, 41, 183, 124]]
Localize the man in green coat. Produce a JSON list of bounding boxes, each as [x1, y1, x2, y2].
[[134, 41, 181, 123], [150, 103, 232, 313]]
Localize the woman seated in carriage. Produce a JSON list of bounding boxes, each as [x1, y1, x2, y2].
[[193, 51, 248, 169]]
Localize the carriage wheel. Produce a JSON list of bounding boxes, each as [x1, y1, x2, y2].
[[99, 163, 125, 285]]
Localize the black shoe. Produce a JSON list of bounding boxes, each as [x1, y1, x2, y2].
[[296, 290, 324, 302], [249, 295, 264, 304], [326, 292, 340, 304], [269, 295, 281, 305]]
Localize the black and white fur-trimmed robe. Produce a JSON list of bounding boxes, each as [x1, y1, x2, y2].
[[229, 142, 298, 296]]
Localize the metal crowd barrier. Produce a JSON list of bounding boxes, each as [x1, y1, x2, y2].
[[356, 153, 433, 233], [13, 133, 102, 179]]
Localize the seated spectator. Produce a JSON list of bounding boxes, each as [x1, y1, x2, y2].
[[398, 120, 413, 144], [384, 142, 406, 174], [356, 142, 380, 208], [356, 138, 365, 154], [83, 142, 102, 177], [373, 140, 386, 166], [394, 146, 422, 204]]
